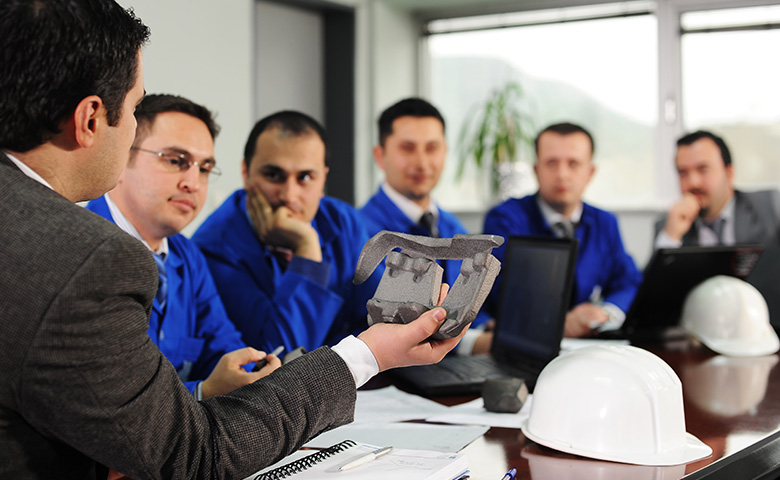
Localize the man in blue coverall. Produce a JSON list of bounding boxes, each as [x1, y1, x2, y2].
[[360, 97, 492, 354], [483, 123, 642, 338], [192, 111, 381, 353], [87, 94, 281, 400]]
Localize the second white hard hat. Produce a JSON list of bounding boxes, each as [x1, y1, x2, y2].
[[520, 345, 711, 466], [681, 275, 780, 357]]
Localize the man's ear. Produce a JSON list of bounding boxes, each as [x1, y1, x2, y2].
[[73, 95, 104, 149], [321, 166, 330, 199], [241, 159, 248, 187], [372, 145, 385, 170], [587, 164, 596, 183]]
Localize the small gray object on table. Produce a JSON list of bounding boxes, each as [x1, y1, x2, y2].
[[482, 377, 529, 413]]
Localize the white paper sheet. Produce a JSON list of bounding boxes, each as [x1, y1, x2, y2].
[[303, 422, 489, 452], [425, 395, 534, 429], [352, 386, 450, 423]]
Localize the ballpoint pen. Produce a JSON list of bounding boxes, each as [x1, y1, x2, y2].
[[252, 345, 285, 372], [338, 446, 393, 471], [500, 467, 517, 480]]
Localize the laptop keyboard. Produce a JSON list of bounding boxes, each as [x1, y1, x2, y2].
[[436, 355, 514, 382]]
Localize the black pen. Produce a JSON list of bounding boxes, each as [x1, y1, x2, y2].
[[252, 345, 284, 372]]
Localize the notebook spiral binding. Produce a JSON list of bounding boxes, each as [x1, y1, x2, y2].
[[254, 439, 358, 480]]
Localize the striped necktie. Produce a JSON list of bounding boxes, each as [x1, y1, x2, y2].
[[153, 253, 168, 309]]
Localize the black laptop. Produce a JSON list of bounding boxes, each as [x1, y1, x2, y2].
[[391, 235, 578, 396], [603, 245, 763, 341], [746, 238, 780, 333]]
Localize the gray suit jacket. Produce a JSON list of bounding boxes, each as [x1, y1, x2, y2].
[[0, 154, 355, 479], [654, 189, 780, 246]]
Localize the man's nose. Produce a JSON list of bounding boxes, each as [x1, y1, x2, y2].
[[179, 165, 202, 192], [277, 178, 300, 204]]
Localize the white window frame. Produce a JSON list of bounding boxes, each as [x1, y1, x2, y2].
[[418, 0, 780, 211]]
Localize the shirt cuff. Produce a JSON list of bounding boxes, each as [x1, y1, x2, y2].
[[595, 303, 627, 332], [655, 230, 683, 249], [331, 335, 379, 388], [194, 381, 204, 401], [455, 326, 483, 356], [288, 256, 332, 288]]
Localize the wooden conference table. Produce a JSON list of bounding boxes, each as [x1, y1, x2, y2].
[[368, 339, 780, 480]]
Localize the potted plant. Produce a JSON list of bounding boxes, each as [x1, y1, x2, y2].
[[456, 81, 536, 200]]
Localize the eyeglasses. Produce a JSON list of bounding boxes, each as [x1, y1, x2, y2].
[[130, 146, 222, 179]]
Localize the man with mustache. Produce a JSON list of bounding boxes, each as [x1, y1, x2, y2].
[[193, 111, 381, 353], [87, 94, 281, 400], [483, 123, 641, 338], [655, 130, 780, 248]]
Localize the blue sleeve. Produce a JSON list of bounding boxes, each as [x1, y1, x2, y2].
[[333, 221, 382, 340], [182, 380, 197, 395], [202, 249, 347, 354], [482, 205, 526, 316], [186, 245, 249, 382], [601, 218, 643, 313]]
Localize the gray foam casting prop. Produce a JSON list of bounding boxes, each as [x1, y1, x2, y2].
[[482, 377, 529, 413], [353, 231, 504, 340]]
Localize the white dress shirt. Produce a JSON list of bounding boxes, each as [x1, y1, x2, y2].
[[655, 196, 736, 248]]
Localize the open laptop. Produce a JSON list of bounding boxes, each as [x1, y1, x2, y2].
[[391, 235, 578, 396], [602, 245, 763, 342], [746, 238, 780, 333]]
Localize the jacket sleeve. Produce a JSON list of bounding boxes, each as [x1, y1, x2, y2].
[[187, 246, 252, 381], [482, 206, 522, 317], [602, 219, 643, 313], [202, 243, 347, 353], [19, 233, 356, 480]]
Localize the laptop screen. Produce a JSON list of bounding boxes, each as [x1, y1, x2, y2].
[[623, 245, 763, 337], [492, 236, 578, 370]]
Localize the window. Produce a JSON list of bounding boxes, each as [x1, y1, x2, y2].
[[427, 6, 658, 211], [681, 5, 780, 189]]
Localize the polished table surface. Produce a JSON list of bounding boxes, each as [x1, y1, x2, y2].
[[370, 340, 780, 480]]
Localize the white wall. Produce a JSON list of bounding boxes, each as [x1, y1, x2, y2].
[[255, 2, 324, 122], [118, 0, 254, 235], [361, 1, 420, 203]]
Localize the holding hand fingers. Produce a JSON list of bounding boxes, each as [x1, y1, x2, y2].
[[664, 193, 701, 241], [201, 347, 282, 399], [245, 185, 322, 261], [358, 307, 469, 372]]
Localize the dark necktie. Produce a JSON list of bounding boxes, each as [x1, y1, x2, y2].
[[705, 218, 726, 245], [268, 245, 293, 270], [552, 220, 576, 239], [153, 253, 168, 309], [419, 212, 439, 238]]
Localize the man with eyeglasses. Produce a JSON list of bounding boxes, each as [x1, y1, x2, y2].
[[86, 94, 281, 400]]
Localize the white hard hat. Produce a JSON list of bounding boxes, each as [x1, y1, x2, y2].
[[681, 275, 780, 357], [521, 444, 686, 480], [520, 345, 711, 466], [682, 355, 778, 417]]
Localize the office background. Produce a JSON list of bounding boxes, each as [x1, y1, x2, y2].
[[118, 0, 780, 268]]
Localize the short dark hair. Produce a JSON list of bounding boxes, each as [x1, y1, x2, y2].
[[377, 98, 445, 146], [134, 94, 220, 146], [0, 0, 150, 152], [243, 111, 327, 170], [676, 130, 732, 167], [534, 122, 595, 156]]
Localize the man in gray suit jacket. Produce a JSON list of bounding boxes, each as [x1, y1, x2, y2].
[[0, 2, 466, 479], [654, 130, 780, 248]]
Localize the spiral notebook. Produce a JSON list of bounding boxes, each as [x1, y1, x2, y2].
[[248, 440, 468, 480]]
